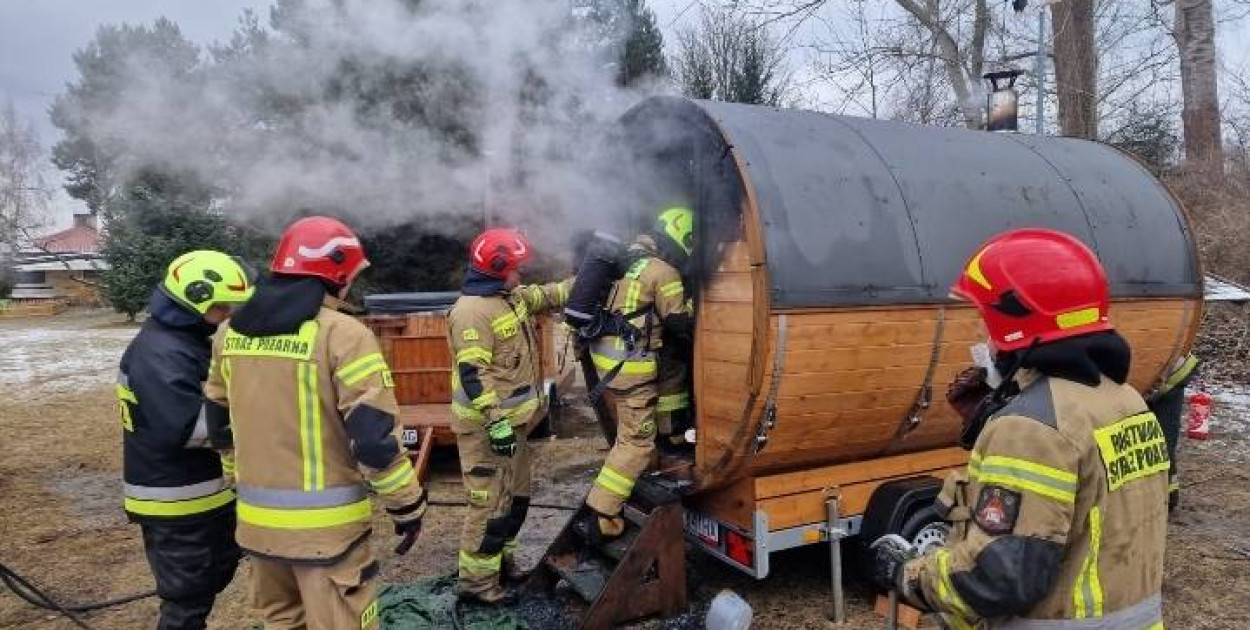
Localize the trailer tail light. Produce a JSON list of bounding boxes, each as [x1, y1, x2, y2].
[[724, 528, 754, 569]]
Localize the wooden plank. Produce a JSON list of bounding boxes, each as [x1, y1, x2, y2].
[[755, 447, 968, 499], [772, 306, 981, 325], [780, 343, 968, 373], [703, 270, 753, 303], [760, 465, 965, 530], [1108, 299, 1186, 313], [775, 365, 970, 397], [699, 331, 753, 363], [773, 387, 920, 417], [399, 404, 452, 427], [1108, 308, 1186, 331], [700, 302, 754, 334], [395, 373, 451, 404], [408, 427, 437, 481], [702, 360, 755, 391], [716, 241, 752, 272], [389, 338, 451, 369], [687, 476, 754, 531], [778, 320, 984, 351], [402, 315, 449, 337], [762, 418, 908, 457]]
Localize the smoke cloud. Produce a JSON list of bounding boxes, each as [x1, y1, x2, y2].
[[70, 0, 672, 255]]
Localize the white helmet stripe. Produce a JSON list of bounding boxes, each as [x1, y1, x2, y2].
[[297, 236, 360, 259]]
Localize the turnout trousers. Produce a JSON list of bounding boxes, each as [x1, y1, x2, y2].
[[140, 511, 241, 630], [455, 426, 532, 595], [586, 379, 659, 517], [249, 540, 380, 630]]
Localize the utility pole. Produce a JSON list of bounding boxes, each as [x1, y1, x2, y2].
[[1035, 7, 1046, 134]]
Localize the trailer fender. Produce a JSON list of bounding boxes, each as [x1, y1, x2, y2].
[[858, 476, 945, 546]]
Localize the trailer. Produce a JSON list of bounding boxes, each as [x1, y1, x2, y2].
[[558, 96, 1205, 623]]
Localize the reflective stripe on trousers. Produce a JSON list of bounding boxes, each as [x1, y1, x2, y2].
[[236, 483, 372, 529], [124, 478, 235, 517], [992, 594, 1164, 630]]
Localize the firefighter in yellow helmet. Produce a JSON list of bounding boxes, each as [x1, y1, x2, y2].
[[117, 250, 254, 630], [446, 228, 573, 604], [204, 217, 426, 630], [870, 229, 1169, 630], [582, 207, 695, 540]]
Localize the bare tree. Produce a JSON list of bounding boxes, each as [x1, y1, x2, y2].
[[0, 101, 52, 251], [893, 0, 991, 128], [672, 6, 795, 106], [1173, 0, 1223, 171], [1050, 0, 1098, 138]]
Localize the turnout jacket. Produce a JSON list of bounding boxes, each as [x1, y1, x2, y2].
[[204, 293, 425, 563], [588, 235, 690, 390], [907, 369, 1168, 630], [118, 293, 234, 523], [447, 277, 572, 431]]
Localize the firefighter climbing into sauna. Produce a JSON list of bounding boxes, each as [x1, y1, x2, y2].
[[117, 250, 254, 630], [565, 206, 696, 542], [204, 216, 427, 630], [869, 228, 1169, 629], [445, 228, 574, 605]]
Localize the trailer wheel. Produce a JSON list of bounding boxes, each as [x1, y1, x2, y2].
[[900, 506, 949, 554]]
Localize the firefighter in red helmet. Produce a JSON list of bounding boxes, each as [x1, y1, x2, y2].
[[869, 228, 1169, 629], [445, 228, 572, 604], [204, 216, 426, 629]]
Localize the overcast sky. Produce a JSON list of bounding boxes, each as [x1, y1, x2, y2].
[[1, 1, 1246, 228]]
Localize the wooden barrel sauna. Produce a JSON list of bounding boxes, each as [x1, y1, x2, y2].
[[616, 97, 1204, 512]]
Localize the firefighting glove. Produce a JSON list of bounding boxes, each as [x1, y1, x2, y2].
[[868, 534, 917, 595], [947, 367, 992, 424], [486, 418, 518, 457], [387, 488, 427, 556]]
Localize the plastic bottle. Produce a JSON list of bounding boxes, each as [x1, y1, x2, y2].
[[706, 589, 753, 630], [1187, 390, 1213, 440]]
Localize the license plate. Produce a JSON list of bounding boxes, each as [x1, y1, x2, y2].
[[685, 512, 720, 544], [401, 428, 420, 447]]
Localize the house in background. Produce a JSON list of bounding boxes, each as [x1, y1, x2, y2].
[[7, 213, 108, 307]]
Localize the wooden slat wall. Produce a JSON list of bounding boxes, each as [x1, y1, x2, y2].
[[692, 294, 1200, 482], [365, 310, 560, 409]]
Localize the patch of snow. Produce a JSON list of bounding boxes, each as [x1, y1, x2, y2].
[[0, 325, 137, 400]]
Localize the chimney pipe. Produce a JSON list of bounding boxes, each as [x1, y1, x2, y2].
[[983, 70, 1025, 132], [72, 212, 98, 231]]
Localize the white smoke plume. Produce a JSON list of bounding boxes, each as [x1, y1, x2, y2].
[[70, 0, 672, 254]]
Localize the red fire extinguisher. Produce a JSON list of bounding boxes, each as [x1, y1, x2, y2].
[[1186, 389, 1212, 440]]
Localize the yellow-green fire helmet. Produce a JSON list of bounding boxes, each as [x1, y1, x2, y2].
[[654, 207, 694, 258], [162, 250, 255, 315]]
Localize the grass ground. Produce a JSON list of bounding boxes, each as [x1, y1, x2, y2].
[[1, 310, 1247, 629]]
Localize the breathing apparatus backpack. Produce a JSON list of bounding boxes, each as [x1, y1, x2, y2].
[[564, 232, 654, 401]]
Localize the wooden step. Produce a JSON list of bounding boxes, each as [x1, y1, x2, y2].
[[549, 556, 612, 603], [598, 527, 641, 563]]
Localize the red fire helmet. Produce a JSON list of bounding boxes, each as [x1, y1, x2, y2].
[[951, 228, 1112, 352], [469, 228, 532, 278], [269, 216, 369, 288]]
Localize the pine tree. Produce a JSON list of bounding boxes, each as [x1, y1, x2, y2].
[[617, 0, 667, 87], [100, 172, 271, 320]]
